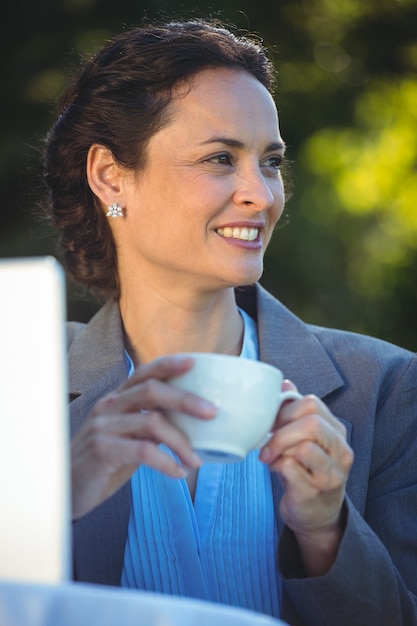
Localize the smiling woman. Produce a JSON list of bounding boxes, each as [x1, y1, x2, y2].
[[40, 17, 417, 626], [88, 67, 285, 318]]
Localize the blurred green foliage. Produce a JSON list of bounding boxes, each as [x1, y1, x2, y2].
[[2, 0, 417, 348]]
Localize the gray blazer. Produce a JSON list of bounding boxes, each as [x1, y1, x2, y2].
[[68, 283, 417, 626]]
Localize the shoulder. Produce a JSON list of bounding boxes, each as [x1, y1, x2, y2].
[[255, 281, 415, 360], [253, 282, 417, 398], [309, 322, 414, 364], [310, 323, 417, 400]]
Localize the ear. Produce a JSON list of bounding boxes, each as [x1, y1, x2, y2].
[[86, 144, 126, 209]]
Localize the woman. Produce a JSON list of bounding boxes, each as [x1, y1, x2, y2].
[[44, 19, 417, 626]]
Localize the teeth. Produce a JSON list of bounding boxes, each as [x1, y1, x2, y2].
[[217, 227, 259, 241]]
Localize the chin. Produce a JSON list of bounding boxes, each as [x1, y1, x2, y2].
[[229, 267, 264, 288]]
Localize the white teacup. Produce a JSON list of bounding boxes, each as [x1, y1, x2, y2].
[[168, 352, 301, 463]]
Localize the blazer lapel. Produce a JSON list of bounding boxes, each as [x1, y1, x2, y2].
[[238, 284, 347, 537]]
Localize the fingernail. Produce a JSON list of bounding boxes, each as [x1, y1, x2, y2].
[[172, 354, 193, 363], [259, 446, 271, 463], [197, 399, 217, 417]]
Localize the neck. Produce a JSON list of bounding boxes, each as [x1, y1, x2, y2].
[[119, 284, 244, 365]]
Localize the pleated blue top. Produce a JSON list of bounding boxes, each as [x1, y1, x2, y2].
[[121, 309, 281, 618]]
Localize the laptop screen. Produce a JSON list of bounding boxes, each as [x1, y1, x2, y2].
[[0, 256, 71, 583]]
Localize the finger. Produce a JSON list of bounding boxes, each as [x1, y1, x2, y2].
[[71, 435, 188, 518], [80, 410, 203, 469], [260, 413, 351, 467], [122, 354, 195, 389], [281, 378, 298, 393], [273, 450, 347, 534], [274, 441, 352, 491], [72, 432, 186, 483], [277, 379, 302, 415], [92, 378, 217, 420], [89, 434, 189, 477], [277, 394, 347, 437]]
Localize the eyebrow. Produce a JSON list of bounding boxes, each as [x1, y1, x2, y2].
[[200, 137, 286, 152]]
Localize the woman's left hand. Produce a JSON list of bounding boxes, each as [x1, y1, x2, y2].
[[259, 381, 354, 576]]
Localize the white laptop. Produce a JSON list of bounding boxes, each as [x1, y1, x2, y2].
[[0, 256, 71, 583]]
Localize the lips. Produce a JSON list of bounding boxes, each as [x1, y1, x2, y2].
[[216, 227, 259, 241]]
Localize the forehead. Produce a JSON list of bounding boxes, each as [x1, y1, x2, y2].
[[164, 67, 280, 138]]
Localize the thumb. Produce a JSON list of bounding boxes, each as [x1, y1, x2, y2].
[[281, 378, 298, 393]]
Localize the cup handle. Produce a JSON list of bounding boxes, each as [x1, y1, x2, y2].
[[256, 390, 302, 449]]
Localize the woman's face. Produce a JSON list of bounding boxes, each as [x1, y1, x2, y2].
[[115, 67, 286, 296]]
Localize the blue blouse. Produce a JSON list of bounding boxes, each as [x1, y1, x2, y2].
[[121, 309, 281, 617]]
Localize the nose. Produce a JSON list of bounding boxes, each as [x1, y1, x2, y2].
[[233, 163, 276, 212], [234, 157, 282, 211]]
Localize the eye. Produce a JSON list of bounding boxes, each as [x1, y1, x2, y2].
[[207, 153, 233, 165], [262, 155, 283, 170]]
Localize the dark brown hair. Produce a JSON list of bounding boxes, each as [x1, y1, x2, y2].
[[43, 19, 276, 300]]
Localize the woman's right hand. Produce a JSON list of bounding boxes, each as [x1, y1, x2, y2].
[[71, 354, 217, 520]]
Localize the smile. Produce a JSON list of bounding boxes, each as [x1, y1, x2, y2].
[[216, 227, 259, 241]]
